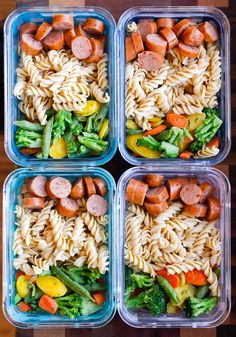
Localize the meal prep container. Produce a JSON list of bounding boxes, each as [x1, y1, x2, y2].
[[117, 166, 231, 328], [2, 167, 116, 328], [117, 6, 231, 166], [4, 7, 117, 167]]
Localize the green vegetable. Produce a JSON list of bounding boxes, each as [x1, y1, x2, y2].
[[213, 266, 220, 278], [66, 266, 102, 285], [155, 129, 172, 141], [15, 129, 42, 148], [196, 285, 210, 299], [136, 135, 161, 151], [14, 120, 43, 132], [160, 141, 179, 158], [82, 132, 99, 140], [130, 273, 154, 289], [85, 115, 95, 133], [85, 282, 106, 293], [14, 293, 22, 305], [126, 130, 144, 135], [55, 293, 81, 318], [93, 103, 109, 132], [42, 116, 54, 159], [156, 275, 180, 305], [67, 139, 80, 154], [184, 296, 218, 318], [125, 267, 133, 288], [61, 266, 85, 284], [77, 135, 108, 153], [51, 266, 94, 302], [80, 297, 102, 316]]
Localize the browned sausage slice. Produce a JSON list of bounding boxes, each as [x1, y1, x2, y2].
[[28, 175, 48, 198], [43, 30, 65, 50], [52, 14, 74, 31], [46, 177, 72, 199], [133, 180, 149, 206], [137, 20, 157, 42], [85, 38, 104, 63], [198, 21, 219, 43], [184, 203, 207, 217], [126, 36, 137, 62], [159, 27, 178, 50], [144, 174, 164, 187], [199, 182, 214, 203], [145, 34, 167, 54], [138, 51, 164, 71], [35, 22, 52, 41], [166, 177, 188, 201], [20, 22, 38, 36], [75, 23, 91, 38], [22, 196, 45, 209], [64, 28, 76, 48], [87, 194, 108, 216], [144, 200, 168, 215], [156, 18, 175, 30], [83, 18, 105, 36], [146, 186, 169, 204], [93, 177, 107, 197], [56, 197, 79, 217], [132, 31, 144, 54], [70, 178, 85, 199], [84, 176, 96, 197], [21, 184, 29, 194], [173, 19, 196, 37], [99, 35, 106, 49], [207, 197, 220, 221], [71, 36, 92, 60], [180, 184, 202, 205], [125, 178, 136, 203], [20, 34, 43, 55], [177, 42, 199, 58], [182, 26, 204, 47]]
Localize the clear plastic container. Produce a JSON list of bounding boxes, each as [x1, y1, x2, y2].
[[4, 7, 117, 167], [117, 166, 231, 328], [2, 167, 116, 328], [117, 7, 231, 166]]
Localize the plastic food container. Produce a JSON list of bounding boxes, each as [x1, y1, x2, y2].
[[117, 6, 231, 166], [4, 7, 117, 167], [2, 167, 116, 328], [117, 166, 231, 328]]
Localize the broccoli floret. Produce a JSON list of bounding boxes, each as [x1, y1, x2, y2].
[[160, 141, 179, 158], [143, 285, 166, 316], [184, 296, 218, 318], [131, 273, 154, 289], [136, 135, 161, 150], [80, 297, 102, 316], [66, 265, 102, 284], [126, 290, 146, 310], [55, 294, 82, 318], [15, 129, 42, 148]]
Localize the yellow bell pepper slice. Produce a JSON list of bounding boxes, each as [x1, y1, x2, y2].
[[16, 275, 29, 298], [148, 117, 164, 128], [126, 119, 139, 130], [126, 133, 161, 158], [187, 113, 206, 132], [76, 100, 101, 116], [99, 118, 109, 139], [36, 276, 67, 297], [50, 138, 68, 159]]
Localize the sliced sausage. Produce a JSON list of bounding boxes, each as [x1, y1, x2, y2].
[[144, 200, 169, 215], [85, 38, 104, 63], [146, 186, 169, 204], [46, 177, 72, 199], [132, 31, 144, 54], [93, 177, 107, 197], [35, 22, 52, 41], [126, 36, 137, 62], [83, 18, 105, 36], [43, 30, 65, 50], [159, 27, 178, 50], [173, 19, 196, 37], [145, 34, 167, 54], [184, 203, 207, 217], [70, 178, 85, 199], [137, 20, 157, 42], [166, 177, 188, 200], [64, 28, 76, 48], [180, 184, 202, 205], [84, 176, 96, 197], [56, 197, 79, 217], [28, 175, 48, 198], [71, 36, 92, 60], [133, 180, 149, 206], [138, 51, 164, 71], [177, 42, 199, 58], [20, 22, 38, 36], [21, 184, 29, 194], [86, 194, 108, 216], [156, 18, 175, 31], [198, 21, 219, 43], [99, 35, 106, 48], [22, 196, 45, 209], [20, 33, 43, 55], [144, 174, 164, 187], [207, 197, 220, 221], [75, 23, 90, 38], [52, 14, 74, 31], [182, 25, 204, 47], [199, 182, 214, 203]]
